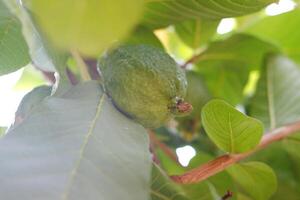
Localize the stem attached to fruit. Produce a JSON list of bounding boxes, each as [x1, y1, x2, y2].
[[176, 101, 193, 114]]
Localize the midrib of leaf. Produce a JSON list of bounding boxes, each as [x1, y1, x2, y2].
[[62, 94, 106, 200], [266, 65, 276, 129], [228, 112, 235, 153]]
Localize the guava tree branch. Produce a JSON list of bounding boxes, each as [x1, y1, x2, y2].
[[148, 130, 179, 164], [181, 51, 206, 68], [171, 120, 300, 184]]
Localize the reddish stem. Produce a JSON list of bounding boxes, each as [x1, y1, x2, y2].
[[171, 121, 300, 184]]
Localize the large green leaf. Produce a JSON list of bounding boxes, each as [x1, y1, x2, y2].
[[0, 0, 30, 75], [142, 0, 275, 29], [175, 19, 219, 49], [29, 0, 144, 57], [3, 0, 57, 72], [246, 10, 300, 63], [0, 81, 151, 200], [227, 162, 277, 200], [202, 99, 263, 153], [248, 55, 300, 130]]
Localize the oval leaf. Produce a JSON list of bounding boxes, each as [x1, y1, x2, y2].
[[227, 162, 277, 200], [0, 81, 151, 200], [202, 99, 263, 153]]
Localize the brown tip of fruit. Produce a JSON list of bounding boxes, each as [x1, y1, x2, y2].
[[176, 101, 193, 114]]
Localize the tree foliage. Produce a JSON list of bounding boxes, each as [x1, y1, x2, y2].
[[0, 0, 300, 199]]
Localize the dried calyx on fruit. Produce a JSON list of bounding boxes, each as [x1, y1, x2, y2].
[[98, 44, 192, 128]]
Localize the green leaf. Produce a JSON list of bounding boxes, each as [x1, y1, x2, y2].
[[125, 26, 163, 49], [151, 164, 190, 200], [0, 0, 30, 75], [246, 10, 300, 63], [3, 0, 56, 72], [0, 81, 151, 200], [13, 85, 52, 126], [202, 99, 263, 153], [196, 34, 278, 69], [29, 0, 144, 57], [198, 61, 250, 105], [248, 54, 300, 130], [227, 162, 277, 200], [142, 0, 275, 29], [175, 19, 219, 49], [195, 34, 277, 105], [282, 133, 300, 159]]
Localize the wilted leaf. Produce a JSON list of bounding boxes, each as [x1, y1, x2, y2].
[[248, 54, 300, 130], [227, 162, 277, 200], [202, 99, 263, 153], [29, 0, 144, 56], [0, 0, 30, 75], [0, 81, 151, 200]]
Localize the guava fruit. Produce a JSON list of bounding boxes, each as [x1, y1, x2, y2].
[[176, 71, 211, 141], [98, 45, 192, 128]]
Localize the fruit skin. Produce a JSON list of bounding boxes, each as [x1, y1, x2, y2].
[[98, 45, 192, 128]]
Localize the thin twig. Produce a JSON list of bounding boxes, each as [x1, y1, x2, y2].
[[66, 67, 78, 85], [70, 50, 91, 81], [181, 53, 203, 69], [171, 120, 300, 184], [148, 130, 179, 164]]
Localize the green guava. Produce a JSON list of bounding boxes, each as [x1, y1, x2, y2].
[[176, 71, 211, 141], [98, 45, 192, 128]]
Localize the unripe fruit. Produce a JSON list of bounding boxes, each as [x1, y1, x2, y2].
[[98, 45, 192, 128]]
